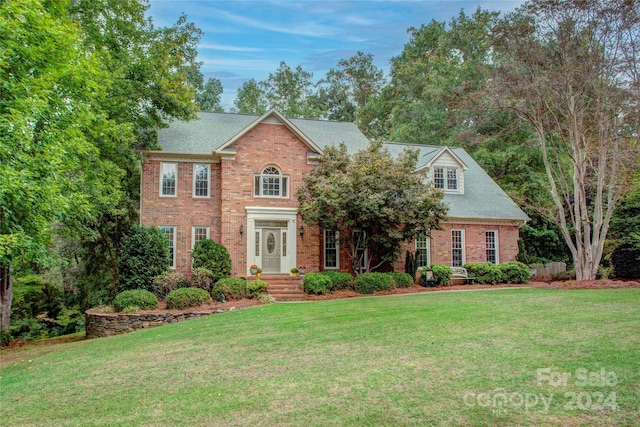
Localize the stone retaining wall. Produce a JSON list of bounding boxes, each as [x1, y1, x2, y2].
[[85, 307, 229, 338]]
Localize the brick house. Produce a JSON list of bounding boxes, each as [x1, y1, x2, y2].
[[140, 109, 528, 278]]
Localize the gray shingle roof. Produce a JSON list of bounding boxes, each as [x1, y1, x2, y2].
[[384, 143, 530, 222], [156, 111, 369, 155]]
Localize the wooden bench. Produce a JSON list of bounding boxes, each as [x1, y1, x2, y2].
[[450, 267, 476, 285]]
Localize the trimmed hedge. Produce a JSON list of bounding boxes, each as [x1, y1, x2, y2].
[[247, 280, 269, 298], [165, 287, 212, 309], [425, 264, 452, 286], [303, 273, 331, 295], [118, 226, 170, 292], [191, 268, 216, 292], [191, 239, 232, 283], [152, 271, 189, 299], [113, 289, 158, 312], [498, 261, 531, 284], [389, 271, 414, 288], [354, 272, 393, 294], [211, 278, 247, 302], [463, 262, 502, 285], [321, 271, 354, 291]]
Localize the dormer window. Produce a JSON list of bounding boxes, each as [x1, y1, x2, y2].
[[434, 167, 458, 191], [254, 166, 289, 198]]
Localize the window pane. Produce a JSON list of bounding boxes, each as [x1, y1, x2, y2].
[[451, 230, 463, 267], [447, 168, 457, 190], [161, 164, 176, 196], [193, 227, 208, 247], [282, 232, 287, 257], [324, 230, 338, 268], [255, 231, 260, 257], [416, 234, 429, 267], [282, 177, 288, 197], [194, 164, 209, 197], [160, 226, 175, 268], [434, 168, 444, 189], [486, 231, 497, 264], [254, 176, 260, 196]]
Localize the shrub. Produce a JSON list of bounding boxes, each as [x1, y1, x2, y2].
[[463, 262, 503, 285], [113, 289, 158, 312], [211, 278, 247, 302], [152, 271, 189, 299], [354, 272, 393, 294], [611, 243, 640, 278], [321, 271, 354, 291], [166, 287, 212, 309], [191, 268, 216, 292], [247, 279, 269, 298], [258, 294, 275, 304], [118, 225, 170, 292], [191, 239, 232, 283], [303, 273, 331, 295], [498, 261, 531, 284], [551, 270, 576, 281], [426, 264, 452, 286], [389, 271, 414, 288]]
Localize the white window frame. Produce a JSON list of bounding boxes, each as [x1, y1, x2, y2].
[[254, 165, 289, 198], [451, 229, 465, 267], [160, 162, 177, 197], [193, 164, 210, 198], [192, 226, 210, 249], [353, 230, 368, 270], [324, 229, 340, 270], [160, 226, 177, 269], [433, 166, 459, 192], [415, 234, 430, 268], [486, 230, 499, 265]]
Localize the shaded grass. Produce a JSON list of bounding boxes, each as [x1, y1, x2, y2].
[[1, 288, 638, 426]]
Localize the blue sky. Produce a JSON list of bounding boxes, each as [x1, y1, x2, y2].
[[148, 0, 525, 110]]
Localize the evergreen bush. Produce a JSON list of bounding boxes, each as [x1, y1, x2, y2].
[[423, 264, 451, 286], [354, 272, 393, 294], [389, 271, 414, 288], [321, 271, 354, 291], [152, 271, 189, 299], [191, 239, 232, 283], [247, 279, 269, 298], [498, 261, 531, 284], [463, 262, 503, 285], [303, 273, 331, 295], [211, 278, 247, 302], [113, 289, 158, 312], [165, 287, 212, 309], [190, 267, 216, 292], [118, 225, 170, 292]]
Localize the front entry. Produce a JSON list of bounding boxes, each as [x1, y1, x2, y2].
[[262, 228, 281, 273]]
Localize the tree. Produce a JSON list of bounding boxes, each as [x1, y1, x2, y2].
[[0, 0, 122, 331], [191, 239, 232, 283], [491, 0, 639, 280], [232, 79, 268, 115], [195, 77, 224, 112], [260, 61, 320, 118], [315, 51, 386, 123], [297, 143, 448, 274], [117, 226, 170, 292]]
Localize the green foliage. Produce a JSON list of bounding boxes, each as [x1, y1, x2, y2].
[[191, 239, 231, 283], [497, 262, 531, 284], [257, 294, 275, 304], [118, 226, 170, 292], [389, 272, 414, 288], [404, 251, 418, 281], [152, 271, 189, 299], [297, 143, 448, 275], [463, 262, 502, 285], [190, 268, 216, 292], [0, 330, 11, 348], [165, 287, 212, 309], [113, 290, 158, 312], [211, 278, 247, 302], [426, 265, 452, 287], [195, 77, 224, 112], [610, 243, 640, 279], [551, 270, 576, 281], [321, 271, 354, 292], [303, 273, 331, 295], [260, 61, 320, 118], [353, 273, 393, 294], [246, 280, 269, 298], [232, 79, 268, 115]]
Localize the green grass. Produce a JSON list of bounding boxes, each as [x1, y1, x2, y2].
[[1, 288, 639, 426]]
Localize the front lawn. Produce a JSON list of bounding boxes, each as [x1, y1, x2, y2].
[[1, 288, 638, 426]]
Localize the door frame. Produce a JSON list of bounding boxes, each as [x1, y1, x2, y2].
[[245, 207, 297, 275]]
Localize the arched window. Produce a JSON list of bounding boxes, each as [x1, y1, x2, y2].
[[254, 166, 289, 197]]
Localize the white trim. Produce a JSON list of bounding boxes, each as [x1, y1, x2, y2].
[[245, 207, 297, 275], [485, 230, 499, 264], [160, 162, 177, 197], [192, 226, 210, 249], [424, 146, 468, 170], [192, 163, 211, 198], [323, 229, 340, 270], [254, 165, 289, 198], [415, 234, 430, 268], [443, 218, 525, 226], [451, 229, 465, 267], [159, 226, 177, 269]]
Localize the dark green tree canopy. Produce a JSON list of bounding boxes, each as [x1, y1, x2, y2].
[[297, 143, 448, 274]]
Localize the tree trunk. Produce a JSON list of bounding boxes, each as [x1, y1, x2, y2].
[[0, 264, 13, 332]]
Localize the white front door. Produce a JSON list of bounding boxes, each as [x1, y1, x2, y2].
[[262, 229, 281, 273]]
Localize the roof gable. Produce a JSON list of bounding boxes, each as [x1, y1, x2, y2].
[[423, 146, 468, 171]]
